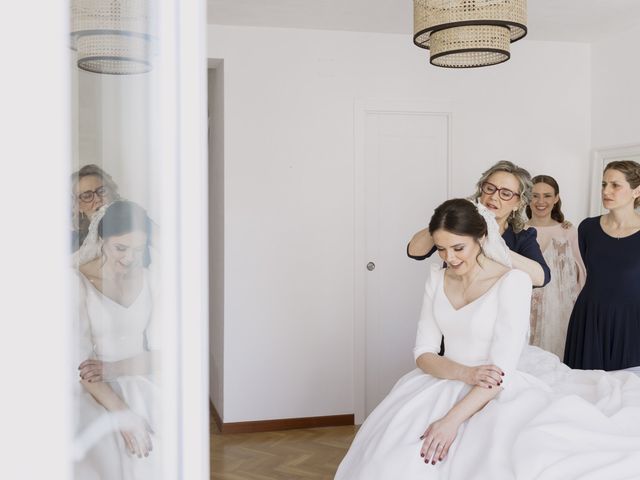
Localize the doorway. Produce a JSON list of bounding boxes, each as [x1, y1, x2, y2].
[[354, 100, 451, 422]]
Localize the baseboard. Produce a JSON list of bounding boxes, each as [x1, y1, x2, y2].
[[210, 400, 223, 432], [210, 401, 354, 434]]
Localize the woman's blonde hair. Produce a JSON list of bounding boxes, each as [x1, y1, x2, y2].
[[604, 160, 640, 209], [71, 164, 120, 232], [471, 160, 533, 233]]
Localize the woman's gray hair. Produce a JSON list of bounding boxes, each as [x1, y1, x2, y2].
[[471, 160, 533, 233], [71, 164, 120, 231]]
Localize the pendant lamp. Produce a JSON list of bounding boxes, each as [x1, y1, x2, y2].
[[70, 0, 152, 75], [413, 0, 527, 68]]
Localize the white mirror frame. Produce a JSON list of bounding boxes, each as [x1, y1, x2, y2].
[[590, 143, 640, 216]]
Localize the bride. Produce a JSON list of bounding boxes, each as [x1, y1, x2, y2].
[[335, 199, 640, 480], [73, 200, 161, 480]]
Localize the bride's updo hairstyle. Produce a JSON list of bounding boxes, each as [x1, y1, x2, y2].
[[428, 199, 488, 242], [98, 200, 153, 267]]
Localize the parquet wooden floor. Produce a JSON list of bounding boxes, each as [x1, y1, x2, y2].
[[210, 422, 357, 479]]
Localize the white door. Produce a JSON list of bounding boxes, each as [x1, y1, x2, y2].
[[355, 103, 450, 419]]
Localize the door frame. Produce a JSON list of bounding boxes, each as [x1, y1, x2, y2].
[[353, 99, 453, 424]]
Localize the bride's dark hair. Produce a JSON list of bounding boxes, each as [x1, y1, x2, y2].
[[98, 200, 153, 267], [428, 199, 488, 240]]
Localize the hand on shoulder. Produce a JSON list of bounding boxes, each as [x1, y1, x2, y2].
[[79, 257, 102, 281]]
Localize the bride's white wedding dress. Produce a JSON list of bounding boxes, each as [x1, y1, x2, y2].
[[73, 269, 161, 480], [335, 265, 640, 480]]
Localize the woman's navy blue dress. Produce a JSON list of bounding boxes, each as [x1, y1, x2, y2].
[[564, 216, 640, 371]]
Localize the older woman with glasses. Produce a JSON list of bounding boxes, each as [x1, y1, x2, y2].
[[408, 161, 550, 288], [71, 164, 120, 251]]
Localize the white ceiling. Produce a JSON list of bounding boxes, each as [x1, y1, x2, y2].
[[207, 0, 640, 43]]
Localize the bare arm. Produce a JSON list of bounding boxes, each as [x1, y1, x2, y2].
[[446, 386, 500, 424], [79, 351, 161, 382], [80, 379, 153, 457], [81, 378, 129, 412], [420, 385, 500, 465], [408, 228, 435, 257], [417, 352, 503, 388], [509, 249, 545, 286]]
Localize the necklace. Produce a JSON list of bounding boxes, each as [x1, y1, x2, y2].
[[461, 265, 483, 300]]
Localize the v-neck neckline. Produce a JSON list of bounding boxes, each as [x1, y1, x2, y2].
[[441, 269, 511, 312], [82, 271, 146, 309]]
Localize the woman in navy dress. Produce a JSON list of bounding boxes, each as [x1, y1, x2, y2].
[[564, 160, 640, 370], [408, 161, 550, 287]]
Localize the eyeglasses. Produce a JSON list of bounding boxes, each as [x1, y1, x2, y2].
[[78, 186, 109, 203], [481, 182, 520, 201]]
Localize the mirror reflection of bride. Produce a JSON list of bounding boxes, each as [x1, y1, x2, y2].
[[72, 200, 161, 480]]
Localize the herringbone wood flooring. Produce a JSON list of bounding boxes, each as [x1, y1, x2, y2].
[[210, 420, 357, 479]]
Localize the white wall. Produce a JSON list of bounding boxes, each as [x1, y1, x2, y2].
[[208, 65, 225, 416], [208, 24, 591, 423], [591, 24, 640, 149], [72, 68, 154, 214]]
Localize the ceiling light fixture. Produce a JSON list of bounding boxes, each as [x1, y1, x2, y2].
[[70, 0, 153, 75], [413, 0, 527, 68]]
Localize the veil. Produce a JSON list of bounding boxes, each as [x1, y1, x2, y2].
[[472, 200, 513, 268], [72, 204, 108, 267]]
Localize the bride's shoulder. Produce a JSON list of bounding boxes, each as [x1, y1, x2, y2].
[[79, 258, 100, 281], [425, 263, 446, 292], [481, 257, 509, 278], [500, 268, 532, 290], [482, 258, 530, 289]]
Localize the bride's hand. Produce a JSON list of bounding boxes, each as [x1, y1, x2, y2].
[[114, 409, 154, 458], [462, 364, 504, 388], [78, 359, 118, 382], [419, 417, 460, 465]]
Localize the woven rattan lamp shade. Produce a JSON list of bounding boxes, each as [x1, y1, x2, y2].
[[413, 0, 527, 68], [70, 0, 152, 75]]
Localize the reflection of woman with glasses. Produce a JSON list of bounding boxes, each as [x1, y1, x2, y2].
[[71, 164, 120, 251], [408, 161, 550, 287]]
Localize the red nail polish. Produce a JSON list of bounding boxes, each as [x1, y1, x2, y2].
[[431, 461, 436, 465], [420, 453, 424, 457], [489, 385, 492, 389]]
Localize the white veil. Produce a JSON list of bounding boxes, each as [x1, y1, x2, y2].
[[472, 200, 513, 268], [72, 204, 109, 267]]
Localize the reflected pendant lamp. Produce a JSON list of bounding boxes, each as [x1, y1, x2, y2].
[[413, 0, 527, 68], [70, 0, 152, 75]]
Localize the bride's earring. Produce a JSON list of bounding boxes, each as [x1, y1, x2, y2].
[[100, 245, 107, 267]]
